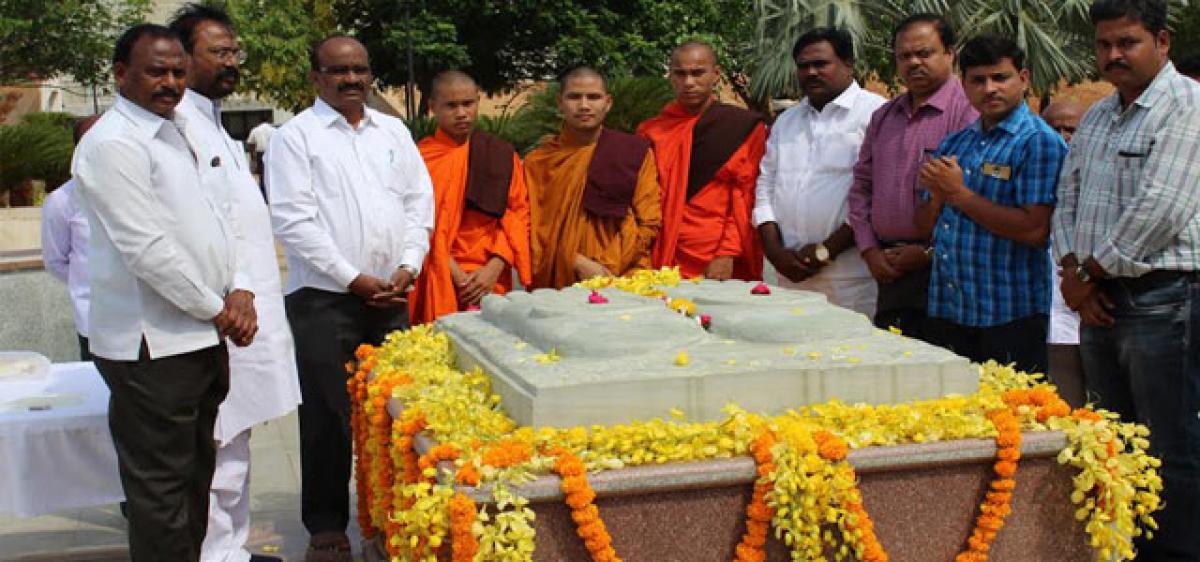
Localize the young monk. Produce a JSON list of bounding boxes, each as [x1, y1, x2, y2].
[[638, 40, 766, 281], [409, 70, 532, 323], [524, 66, 662, 289]]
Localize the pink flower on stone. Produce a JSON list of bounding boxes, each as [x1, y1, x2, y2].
[[699, 314, 712, 329], [751, 282, 771, 295], [588, 290, 609, 304], [466, 304, 481, 311]]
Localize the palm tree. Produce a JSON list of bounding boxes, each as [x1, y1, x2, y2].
[[746, 0, 1194, 105]]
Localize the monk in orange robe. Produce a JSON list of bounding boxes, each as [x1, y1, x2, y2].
[[525, 67, 662, 290], [409, 70, 532, 324], [638, 41, 766, 281]]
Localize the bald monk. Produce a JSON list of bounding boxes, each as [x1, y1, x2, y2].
[[409, 70, 532, 323], [525, 67, 662, 289], [638, 40, 766, 280]]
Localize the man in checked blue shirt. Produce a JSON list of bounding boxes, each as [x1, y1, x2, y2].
[[914, 35, 1067, 374]]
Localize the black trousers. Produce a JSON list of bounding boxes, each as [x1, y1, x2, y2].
[[925, 314, 1049, 374], [285, 288, 409, 535], [78, 334, 92, 361], [873, 265, 931, 342], [94, 342, 229, 562]]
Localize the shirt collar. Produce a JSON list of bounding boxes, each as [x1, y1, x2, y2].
[[1132, 61, 1178, 109], [313, 96, 373, 129], [974, 101, 1030, 136], [898, 77, 964, 114], [799, 81, 862, 116], [183, 89, 222, 128], [112, 95, 172, 140]]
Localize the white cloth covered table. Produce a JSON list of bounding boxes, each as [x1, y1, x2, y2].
[[0, 362, 122, 517]]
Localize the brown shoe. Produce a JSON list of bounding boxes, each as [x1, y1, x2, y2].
[[305, 531, 353, 562]]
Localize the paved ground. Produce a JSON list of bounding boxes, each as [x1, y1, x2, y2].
[[0, 411, 364, 562]]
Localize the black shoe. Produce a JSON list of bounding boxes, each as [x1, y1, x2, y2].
[[249, 555, 283, 562]]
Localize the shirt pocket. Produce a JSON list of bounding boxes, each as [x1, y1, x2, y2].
[[1115, 133, 1153, 191], [308, 152, 346, 200], [815, 131, 864, 172]]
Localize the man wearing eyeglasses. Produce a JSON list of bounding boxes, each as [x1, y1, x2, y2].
[[168, 4, 303, 562], [266, 34, 434, 561]]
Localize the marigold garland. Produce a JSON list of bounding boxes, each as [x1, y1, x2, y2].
[[733, 429, 776, 562], [551, 447, 622, 562], [449, 492, 480, 562], [345, 271, 1163, 562]]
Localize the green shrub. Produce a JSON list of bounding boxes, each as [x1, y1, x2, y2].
[[0, 121, 73, 195]]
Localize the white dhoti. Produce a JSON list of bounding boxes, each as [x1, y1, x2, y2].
[[177, 92, 302, 562], [774, 251, 877, 319], [201, 430, 253, 562]]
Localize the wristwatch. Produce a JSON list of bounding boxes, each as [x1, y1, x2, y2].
[[1074, 264, 1092, 284], [398, 264, 419, 279], [814, 243, 831, 264]]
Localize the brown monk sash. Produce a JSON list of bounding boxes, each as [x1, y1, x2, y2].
[[583, 128, 652, 219], [687, 103, 763, 200], [465, 130, 515, 218]]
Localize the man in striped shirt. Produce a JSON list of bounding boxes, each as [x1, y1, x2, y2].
[[915, 36, 1066, 374], [1053, 0, 1200, 558]]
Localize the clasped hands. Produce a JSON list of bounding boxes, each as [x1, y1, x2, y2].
[[451, 257, 506, 307], [768, 245, 828, 283], [349, 269, 415, 309], [1059, 259, 1115, 327], [213, 289, 257, 347]]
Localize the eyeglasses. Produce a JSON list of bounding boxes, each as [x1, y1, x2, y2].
[[319, 65, 372, 77], [206, 47, 247, 64]]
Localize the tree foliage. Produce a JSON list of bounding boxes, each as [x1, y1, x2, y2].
[[226, 0, 338, 113], [0, 0, 150, 86], [231, 0, 752, 114], [0, 113, 74, 194], [747, 0, 1190, 104]]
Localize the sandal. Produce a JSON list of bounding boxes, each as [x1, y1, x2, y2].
[[305, 531, 353, 562]]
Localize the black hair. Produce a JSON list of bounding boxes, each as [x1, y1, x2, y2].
[[892, 13, 957, 51], [793, 27, 855, 64], [959, 35, 1027, 73], [1089, 0, 1168, 35], [1177, 52, 1200, 77], [166, 3, 235, 55], [309, 34, 360, 71], [558, 65, 608, 92], [112, 24, 180, 66]]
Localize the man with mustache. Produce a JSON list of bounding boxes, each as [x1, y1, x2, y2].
[[71, 23, 257, 561], [408, 70, 532, 322], [168, 5, 303, 562], [847, 14, 977, 340], [754, 27, 885, 316], [1053, 0, 1200, 558], [266, 35, 434, 561], [639, 41, 765, 281], [525, 67, 662, 289], [914, 35, 1067, 374]]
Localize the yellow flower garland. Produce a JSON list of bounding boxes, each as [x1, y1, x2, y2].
[[347, 270, 1162, 562]]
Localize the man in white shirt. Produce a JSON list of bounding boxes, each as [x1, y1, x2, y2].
[[168, 5, 303, 562], [266, 34, 434, 560], [755, 28, 885, 316], [41, 114, 100, 360], [1042, 100, 1086, 406], [72, 24, 257, 561]]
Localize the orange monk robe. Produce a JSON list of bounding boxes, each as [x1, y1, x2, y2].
[[638, 101, 766, 280], [409, 129, 532, 324], [524, 129, 662, 290]]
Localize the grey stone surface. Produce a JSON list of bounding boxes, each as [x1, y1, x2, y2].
[[0, 268, 80, 362]]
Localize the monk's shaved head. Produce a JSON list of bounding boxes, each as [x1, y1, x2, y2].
[[671, 40, 718, 67], [559, 66, 608, 93], [430, 69, 478, 100]]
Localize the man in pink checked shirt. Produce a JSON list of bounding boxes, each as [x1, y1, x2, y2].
[[847, 13, 977, 340]]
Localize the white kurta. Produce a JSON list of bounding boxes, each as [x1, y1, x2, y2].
[[178, 90, 302, 444]]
